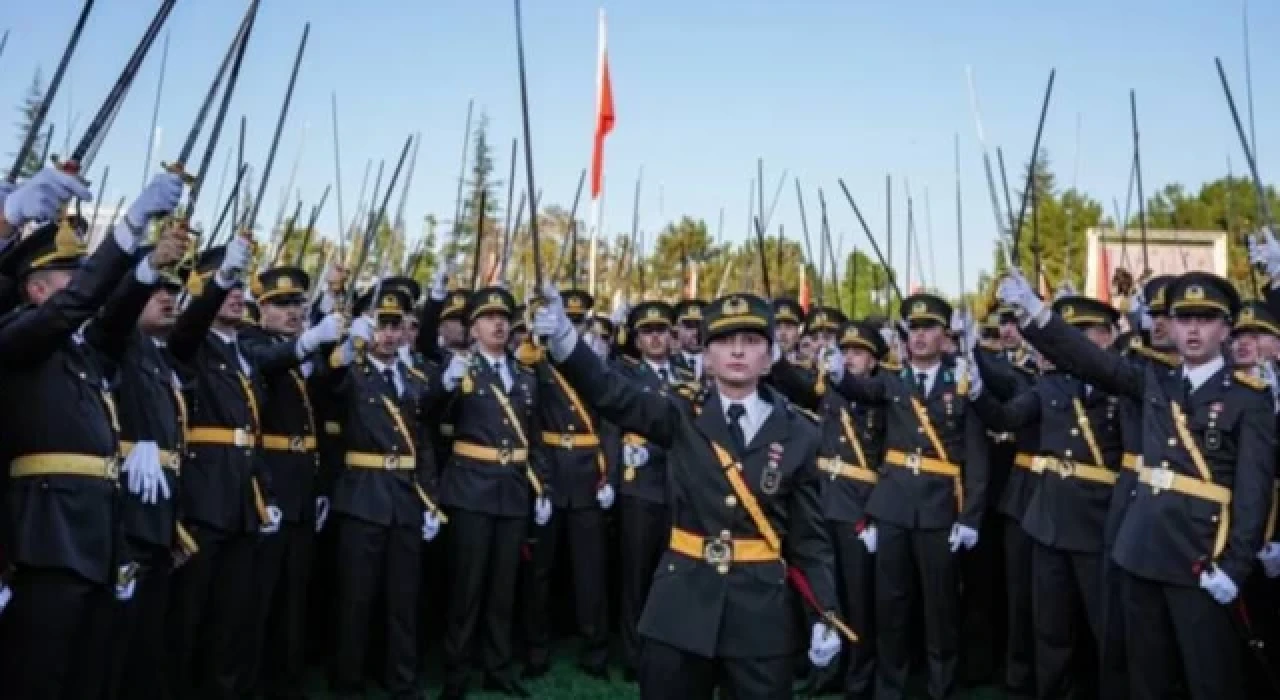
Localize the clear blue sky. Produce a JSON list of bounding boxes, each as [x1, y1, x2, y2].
[[3, 0, 1277, 297]]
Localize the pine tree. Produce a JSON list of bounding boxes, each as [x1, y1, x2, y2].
[[445, 112, 504, 284], [10, 69, 48, 179]]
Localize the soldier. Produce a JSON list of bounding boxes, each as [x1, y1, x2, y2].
[[772, 297, 806, 360], [435, 286, 553, 700], [521, 289, 615, 680], [165, 234, 285, 699], [970, 296, 1124, 699], [610, 300, 682, 681], [823, 292, 989, 700], [241, 265, 344, 699], [102, 236, 196, 700], [0, 170, 184, 699], [805, 305, 846, 351], [1231, 300, 1280, 370], [1000, 270, 1275, 699], [673, 299, 706, 380], [318, 285, 444, 699], [535, 287, 845, 699]]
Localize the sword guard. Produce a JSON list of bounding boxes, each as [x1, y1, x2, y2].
[[161, 161, 196, 185], [50, 155, 86, 183]]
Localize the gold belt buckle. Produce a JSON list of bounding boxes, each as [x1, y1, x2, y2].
[[105, 455, 121, 480], [164, 451, 181, 470], [560, 433, 574, 450], [1150, 468, 1175, 494], [1056, 458, 1075, 479], [289, 436, 306, 452], [704, 533, 734, 574], [233, 428, 252, 448], [905, 453, 922, 475], [383, 454, 401, 470], [498, 447, 512, 465], [1031, 456, 1048, 474]]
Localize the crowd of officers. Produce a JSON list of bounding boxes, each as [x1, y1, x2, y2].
[[0, 165, 1278, 700]]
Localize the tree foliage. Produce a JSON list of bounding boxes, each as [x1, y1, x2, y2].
[[10, 70, 49, 179]]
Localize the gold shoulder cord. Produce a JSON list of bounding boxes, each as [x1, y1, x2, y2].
[[1171, 402, 1229, 559], [908, 396, 963, 510], [488, 381, 543, 497], [708, 441, 781, 552], [549, 367, 609, 479], [1070, 398, 1107, 468], [837, 407, 871, 471], [237, 372, 271, 523]]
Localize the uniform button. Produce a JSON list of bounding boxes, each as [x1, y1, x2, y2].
[[1168, 438, 1177, 446], [917, 427, 924, 434], [568, 424, 576, 431], [1161, 461, 1169, 467], [1065, 450, 1073, 458], [725, 495, 738, 508], [839, 437, 847, 443], [1070, 428, 1079, 436], [1211, 515, 1219, 523], [668, 564, 675, 572]]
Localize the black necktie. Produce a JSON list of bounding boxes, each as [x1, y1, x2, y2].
[[383, 368, 397, 396], [494, 360, 508, 392], [658, 367, 670, 383], [916, 372, 928, 397], [1182, 377, 1194, 403], [727, 403, 747, 453]]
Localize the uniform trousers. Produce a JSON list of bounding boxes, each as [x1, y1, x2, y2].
[[442, 508, 526, 690], [523, 505, 609, 670], [1122, 569, 1244, 700], [618, 495, 670, 675], [1031, 542, 1102, 700], [639, 638, 792, 700], [250, 520, 314, 699], [331, 515, 421, 699], [874, 524, 958, 700], [1003, 517, 1036, 699], [167, 524, 257, 700], [831, 520, 875, 699], [104, 545, 173, 700], [0, 567, 112, 700]]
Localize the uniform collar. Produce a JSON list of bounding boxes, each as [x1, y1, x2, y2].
[[1183, 355, 1225, 392]]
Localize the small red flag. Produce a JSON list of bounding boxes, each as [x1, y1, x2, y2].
[[590, 9, 615, 200]]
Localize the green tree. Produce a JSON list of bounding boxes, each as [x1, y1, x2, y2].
[[9, 70, 48, 179], [445, 112, 504, 280]]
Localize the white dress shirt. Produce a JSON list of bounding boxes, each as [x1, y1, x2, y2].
[[1183, 355, 1225, 393], [479, 350, 514, 392], [211, 327, 251, 376], [720, 390, 772, 446], [909, 361, 942, 396], [367, 355, 404, 397], [644, 358, 674, 383], [683, 351, 703, 380]]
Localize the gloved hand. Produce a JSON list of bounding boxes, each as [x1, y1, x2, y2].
[[1249, 228, 1280, 281], [1053, 280, 1078, 300], [428, 265, 450, 301], [770, 340, 782, 366], [260, 505, 283, 535], [533, 282, 576, 361], [349, 315, 375, 344], [0, 580, 10, 616], [122, 441, 171, 505], [0, 181, 15, 214], [299, 312, 346, 354], [807, 622, 841, 668], [586, 331, 610, 359], [1199, 565, 1239, 604], [422, 510, 442, 541], [2, 165, 94, 227], [610, 297, 629, 326], [125, 172, 185, 230], [622, 443, 650, 468], [216, 234, 253, 288], [442, 352, 470, 392], [1259, 543, 1280, 578], [114, 563, 139, 602], [534, 496, 552, 526], [315, 496, 330, 533], [996, 271, 1044, 324], [823, 344, 845, 383], [858, 523, 878, 553], [596, 482, 615, 510], [949, 523, 979, 553]]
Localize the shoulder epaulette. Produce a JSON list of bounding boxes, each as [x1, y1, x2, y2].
[[791, 405, 821, 424], [1235, 369, 1268, 391], [979, 339, 1002, 353], [621, 355, 639, 366], [1131, 344, 1179, 368], [404, 364, 428, 383], [881, 360, 902, 373]]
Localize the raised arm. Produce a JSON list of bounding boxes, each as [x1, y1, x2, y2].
[[1022, 314, 1144, 400], [167, 279, 229, 363], [551, 337, 680, 449], [971, 384, 1042, 432], [769, 359, 824, 411], [973, 348, 1029, 401], [83, 259, 158, 363]]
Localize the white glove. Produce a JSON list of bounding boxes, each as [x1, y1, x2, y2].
[[610, 297, 629, 326], [533, 282, 576, 361], [2, 165, 93, 227], [949, 523, 979, 553], [858, 524, 878, 553], [807, 622, 841, 668], [349, 314, 375, 343], [260, 505, 283, 534], [823, 344, 845, 383], [623, 443, 650, 468], [0, 181, 15, 217], [216, 234, 253, 287], [422, 510, 442, 541], [1259, 543, 1280, 578], [1053, 280, 1078, 301], [596, 483, 615, 510], [428, 266, 450, 301], [534, 496, 552, 526], [996, 271, 1044, 324], [442, 352, 469, 391], [587, 332, 610, 359], [121, 441, 171, 505], [965, 354, 984, 399], [315, 496, 330, 533], [125, 172, 185, 230], [299, 312, 346, 354], [1249, 229, 1280, 280], [114, 564, 138, 602], [0, 581, 10, 616], [1198, 565, 1239, 604]]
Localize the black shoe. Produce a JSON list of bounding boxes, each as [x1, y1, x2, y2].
[[521, 662, 550, 680], [483, 676, 532, 699], [579, 662, 610, 681]]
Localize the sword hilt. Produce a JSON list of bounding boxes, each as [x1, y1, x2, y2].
[[161, 160, 197, 186], [50, 155, 87, 184]]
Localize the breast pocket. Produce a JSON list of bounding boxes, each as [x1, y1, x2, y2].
[[1191, 406, 1240, 473]]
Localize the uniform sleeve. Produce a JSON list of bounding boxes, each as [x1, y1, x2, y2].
[[959, 402, 990, 529], [416, 297, 444, 362], [84, 268, 157, 363], [0, 234, 135, 367], [974, 349, 1026, 401], [769, 360, 823, 411], [1023, 315, 1143, 400], [241, 331, 305, 375], [783, 436, 837, 612], [168, 281, 231, 363], [552, 336, 680, 450], [832, 371, 890, 406], [972, 384, 1042, 432], [1221, 388, 1278, 584]]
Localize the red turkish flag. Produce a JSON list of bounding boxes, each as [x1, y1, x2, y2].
[[590, 9, 615, 200]]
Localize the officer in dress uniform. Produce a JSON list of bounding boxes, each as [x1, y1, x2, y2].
[[805, 305, 846, 351], [772, 297, 806, 360], [317, 285, 444, 699], [772, 319, 888, 700], [435, 286, 553, 700], [165, 235, 285, 699], [521, 289, 615, 680], [241, 265, 345, 699], [824, 292, 989, 700], [971, 296, 1125, 699], [102, 240, 196, 700], [536, 288, 847, 699], [0, 170, 184, 699], [610, 300, 683, 681], [673, 299, 706, 380], [1001, 270, 1275, 700]]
